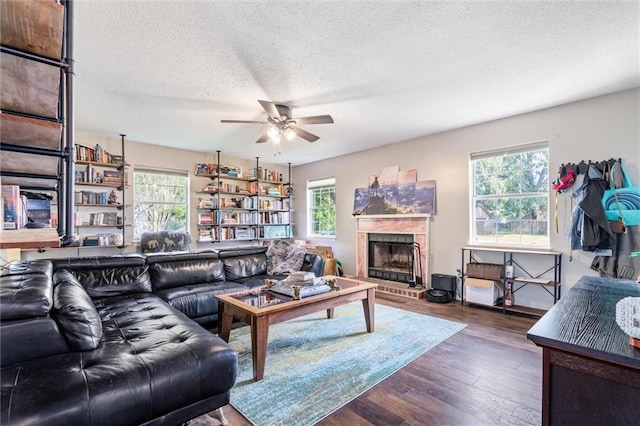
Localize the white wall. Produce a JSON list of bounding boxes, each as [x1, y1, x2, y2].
[[292, 89, 640, 309]]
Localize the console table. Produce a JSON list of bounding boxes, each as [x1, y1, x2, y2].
[[461, 246, 561, 316], [527, 275, 640, 426]]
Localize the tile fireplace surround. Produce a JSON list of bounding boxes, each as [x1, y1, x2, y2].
[[355, 214, 431, 293]]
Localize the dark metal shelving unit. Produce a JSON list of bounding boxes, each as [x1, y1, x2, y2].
[[0, 0, 75, 244], [460, 246, 562, 317]]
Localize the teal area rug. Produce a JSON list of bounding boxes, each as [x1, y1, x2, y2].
[[228, 302, 466, 426]]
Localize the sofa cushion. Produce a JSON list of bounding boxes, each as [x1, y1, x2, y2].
[[0, 273, 53, 320], [0, 259, 53, 277], [52, 271, 103, 351], [0, 316, 69, 367], [223, 253, 268, 281], [154, 281, 247, 320], [53, 255, 152, 298], [302, 253, 326, 277], [146, 251, 225, 291], [266, 240, 306, 274], [214, 246, 267, 258]]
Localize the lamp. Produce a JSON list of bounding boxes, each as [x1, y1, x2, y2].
[[267, 126, 279, 141], [284, 128, 295, 141]]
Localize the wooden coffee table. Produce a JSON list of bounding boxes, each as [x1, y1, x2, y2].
[[217, 276, 377, 381]]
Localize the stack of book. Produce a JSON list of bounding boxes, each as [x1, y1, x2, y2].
[[268, 273, 333, 299], [102, 170, 123, 186]]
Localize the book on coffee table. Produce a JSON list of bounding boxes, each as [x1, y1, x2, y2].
[[267, 276, 332, 299], [286, 271, 316, 282]]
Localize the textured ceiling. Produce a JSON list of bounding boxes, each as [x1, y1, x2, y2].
[[73, 1, 640, 165]]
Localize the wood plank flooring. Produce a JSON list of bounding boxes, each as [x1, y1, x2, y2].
[[201, 293, 542, 426]]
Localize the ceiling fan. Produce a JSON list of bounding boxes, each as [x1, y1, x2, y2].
[[221, 100, 334, 143]]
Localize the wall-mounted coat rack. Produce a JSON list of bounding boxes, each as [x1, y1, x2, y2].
[[560, 158, 621, 176]]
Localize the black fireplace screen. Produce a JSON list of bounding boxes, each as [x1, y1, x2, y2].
[[368, 233, 415, 284]]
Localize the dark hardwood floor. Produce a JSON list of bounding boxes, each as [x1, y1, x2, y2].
[[204, 294, 542, 426]]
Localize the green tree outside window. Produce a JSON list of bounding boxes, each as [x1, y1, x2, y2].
[[133, 171, 188, 240], [308, 179, 336, 237], [472, 145, 549, 246]]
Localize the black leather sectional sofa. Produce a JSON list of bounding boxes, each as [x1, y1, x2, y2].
[[0, 246, 325, 425]]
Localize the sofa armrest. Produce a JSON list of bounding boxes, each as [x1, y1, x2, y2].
[[301, 253, 325, 277], [1, 317, 69, 367]]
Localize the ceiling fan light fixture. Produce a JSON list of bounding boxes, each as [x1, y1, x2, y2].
[[221, 100, 333, 144], [284, 128, 295, 141], [267, 126, 279, 140]]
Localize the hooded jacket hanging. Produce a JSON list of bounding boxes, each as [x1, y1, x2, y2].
[[578, 164, 614, 252]]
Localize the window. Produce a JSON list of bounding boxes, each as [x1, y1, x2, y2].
[[133, 169, 188, 240], [470, 142, 549, 247], [307, 177, 336, 237]]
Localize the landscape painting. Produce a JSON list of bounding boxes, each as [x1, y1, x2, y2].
[[353, 167, 436, 216], [414, 179, 436, 214], [352, 187, 369, 214], [397, 169, 417, 213]]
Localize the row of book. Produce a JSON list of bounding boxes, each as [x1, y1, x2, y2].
[[195, 163, 243, 176], [83, 233, 120, 246], [258, 211, 290, 224], [197, 225, 290, 241], [195, 164, 287, 183], [198, 211, 259, 225], [75, 144, 122, 165], [198, 227, 246, 242], [217, 226, 256, 240], [198, 196, 290, 210], [75, 211, 120, 227], [74, 190, 116, 205], [217, 197, 255, 209], [75, 166, 123, 186], [252, 167, 284, 182], [259, 198, 290, 210]]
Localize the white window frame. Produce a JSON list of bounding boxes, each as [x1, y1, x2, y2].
[[133, 167, 189, 241], [307, 177, 336, 238], [470, 141, 550, 248]]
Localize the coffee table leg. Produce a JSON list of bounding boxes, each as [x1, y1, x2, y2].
[[218, 302, 232, 342], [362, 288, 375, 333], [251, 316, 269, 381]]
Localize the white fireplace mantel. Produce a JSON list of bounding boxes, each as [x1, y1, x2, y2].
[[355, 214, 431, 282]]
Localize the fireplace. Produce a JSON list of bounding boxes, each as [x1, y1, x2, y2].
[[355, 215, 430, 292], [368, 233, 415, 284]]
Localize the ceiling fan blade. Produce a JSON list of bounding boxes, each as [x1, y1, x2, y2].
[[255, 133, 269, 143], [258, 100, 280, 121], [289, 125, 320, 142], [221, 120, 266, 124], [292, 114, 334, 125]]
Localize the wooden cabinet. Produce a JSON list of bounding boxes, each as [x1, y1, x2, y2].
[[527, 276, 640, 425], [195, 153, 292, 243]]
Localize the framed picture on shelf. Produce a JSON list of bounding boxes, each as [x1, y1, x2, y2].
[[263, 225, 289, 239], [236, 228, 250, 239]]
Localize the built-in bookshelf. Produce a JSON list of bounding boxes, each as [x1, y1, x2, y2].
[[194, 153, 292, 243], [73, 140, 126, 247]]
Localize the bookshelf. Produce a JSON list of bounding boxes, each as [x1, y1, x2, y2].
[[194, 153, 292, 243], [73, 137, 127, 248]]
